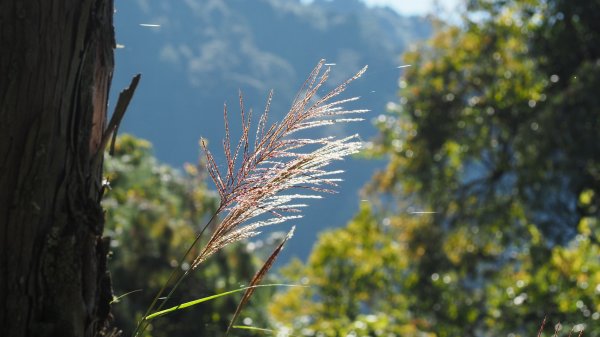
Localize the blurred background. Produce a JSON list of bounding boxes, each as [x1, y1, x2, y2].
[[104, 0, 600, 336], [110, 0, 437, 262]]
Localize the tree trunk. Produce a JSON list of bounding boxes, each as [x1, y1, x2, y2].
[[0, 1, 115, 336]]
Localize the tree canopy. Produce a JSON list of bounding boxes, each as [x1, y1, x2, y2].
[[270, 0, 600, 335]]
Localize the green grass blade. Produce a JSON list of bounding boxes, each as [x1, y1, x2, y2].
[[144, 284, 302, 321], [232, 325, 275, 334], [233, 325, 300, 337]]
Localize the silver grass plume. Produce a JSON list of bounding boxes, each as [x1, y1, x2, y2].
[[133, 60, 368, 336], [194, 59, 368, 268]]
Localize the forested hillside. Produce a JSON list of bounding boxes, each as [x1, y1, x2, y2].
[[110, 0, 431, 259]]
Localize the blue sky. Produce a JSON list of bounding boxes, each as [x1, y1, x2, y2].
[[361, 0, 461, 16], [301, 0, 462, 17]]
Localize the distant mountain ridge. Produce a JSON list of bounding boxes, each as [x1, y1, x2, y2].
[[110, 0, 431, 260]]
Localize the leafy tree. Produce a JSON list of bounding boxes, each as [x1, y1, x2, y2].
[[271, 0, 600, 335], [270, 204, 434, 337], [104, 135, 271, 336]]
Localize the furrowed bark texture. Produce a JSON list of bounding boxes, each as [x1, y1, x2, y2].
[[0, 1, 115, 336]]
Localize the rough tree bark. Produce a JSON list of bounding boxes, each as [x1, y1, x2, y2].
[[0, 1, 117, 336]]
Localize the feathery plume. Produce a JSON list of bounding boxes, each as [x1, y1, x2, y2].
[[135, 60, 367, 337], [194, 59, 368, 268]]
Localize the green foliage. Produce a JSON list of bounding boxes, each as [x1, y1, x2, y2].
[[271, 0, 600, 335], [103, 135, 269, 337], [270, 205, 432, 336]]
